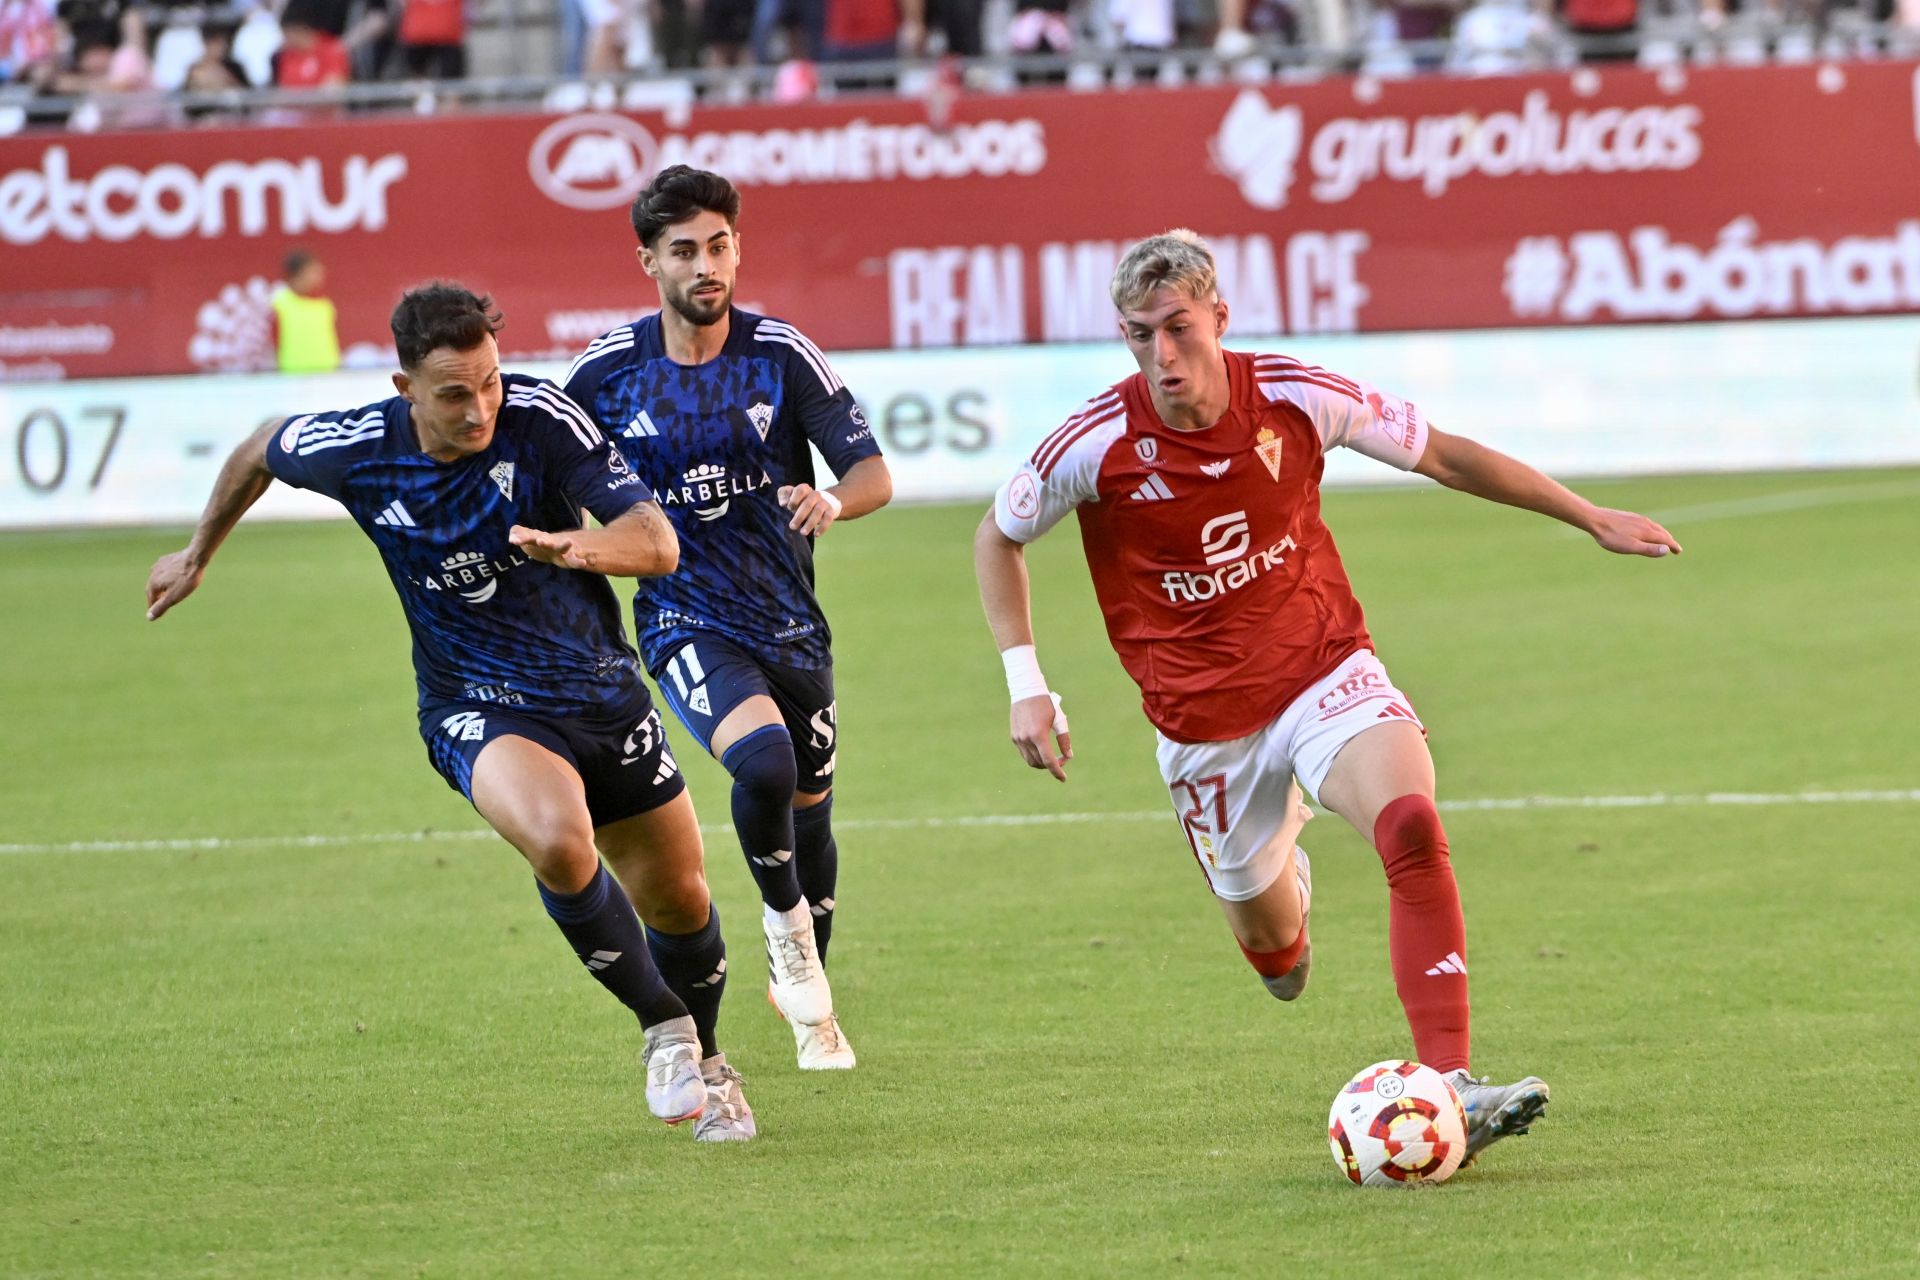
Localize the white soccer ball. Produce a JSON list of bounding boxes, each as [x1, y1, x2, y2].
[[1327, 1060, 1468, 1187]]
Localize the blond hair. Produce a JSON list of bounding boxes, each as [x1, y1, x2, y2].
[[1109, 229, 1218, 313]]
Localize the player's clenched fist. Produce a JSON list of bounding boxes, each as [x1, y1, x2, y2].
[[778, 483, 843, 536], [145, 550, 204, 620]]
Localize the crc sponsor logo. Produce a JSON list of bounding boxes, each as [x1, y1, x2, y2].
[[659, 461, 772, 520], [527, 111, 1048, 210], [0, 145, 409, 246], [1211, 88, 1701, 209], [421, 549, 530, 603], [1317, 663, 1388, 716], [1504, 217, 1920, 322], [1161, 514, 1297, 603]]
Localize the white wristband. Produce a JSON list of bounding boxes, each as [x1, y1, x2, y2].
[[1001, 644, 1050, 703], [818, 488, 843, 519]]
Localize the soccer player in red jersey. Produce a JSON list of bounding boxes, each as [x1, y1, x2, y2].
[[974, 230, 1681, 1162]]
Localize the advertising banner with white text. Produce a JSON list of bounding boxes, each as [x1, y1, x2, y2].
[[4, 61, 1920, 381]]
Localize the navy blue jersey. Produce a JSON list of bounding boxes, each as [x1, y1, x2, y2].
[[266, 373, 654, 716], [562, 308, 882, 673]]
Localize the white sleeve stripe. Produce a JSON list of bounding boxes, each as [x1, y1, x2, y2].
[[298, 411, 384, 441], [563, 332, 635, 385], [297, 427, 385, 455], [755, 320, 844, 394], [508, 386, 603, 449]]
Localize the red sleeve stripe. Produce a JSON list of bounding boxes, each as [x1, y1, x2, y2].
[[1029, 393, 1120, 468], [1254, 356, 1362, 400], [1032, 406, 1123, 479], [1256, 372, 1366, 405]]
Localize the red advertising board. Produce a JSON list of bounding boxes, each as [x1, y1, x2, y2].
[[2, 59, 1916, 380]]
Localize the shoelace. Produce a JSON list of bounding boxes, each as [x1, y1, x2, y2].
[[769, 930, 819, 984]]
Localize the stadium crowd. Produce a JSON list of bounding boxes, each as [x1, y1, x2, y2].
[[0, 0, 1910, 121]]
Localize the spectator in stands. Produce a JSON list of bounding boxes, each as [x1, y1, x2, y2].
[[275, 15, 351, 86], [821, 0, 924, 58], [185, 21, 249, 92], [1557, 0, 1636, 58], [1008, 0, 1074, 55], [272, 250, 342, 375], [751, 0, 824, 62], [702, 0, 754, 65], [279, 0, 389, 79], [1391, 0, 1464, 66], [395, 0, 466, 76], [1110, 0, 1176, 48], [1449, 0, 1553, 70], [0, 0, 59, 84], [924, 0, 983, 55], [32, 0, 150, 95]]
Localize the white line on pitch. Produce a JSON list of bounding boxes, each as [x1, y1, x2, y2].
[[1560, 478, 1920, 534], [2, 787, 1917, 856]]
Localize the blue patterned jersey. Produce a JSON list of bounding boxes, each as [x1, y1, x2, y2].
[[265, 373, 653, 716], [562, 308, 882, 673]]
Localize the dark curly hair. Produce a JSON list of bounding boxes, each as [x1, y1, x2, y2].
[[629, 165, 741, 248], [389, 283, 503, 370]]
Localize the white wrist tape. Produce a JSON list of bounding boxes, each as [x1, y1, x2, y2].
[[1001, 644, 1050, 703], [818, 488, 843, 519]]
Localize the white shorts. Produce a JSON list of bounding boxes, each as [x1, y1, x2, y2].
[[1153, 649, 1424, 902]]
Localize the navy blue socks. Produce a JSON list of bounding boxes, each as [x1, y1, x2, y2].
[[537, 864, 686, 1029], [793, 793, 839, 965], [722, 725, 803, 912], [646, 905, 728, 1059]]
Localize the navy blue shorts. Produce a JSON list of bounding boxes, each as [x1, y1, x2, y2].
[[651, 635, 837, 795], [418, 684, 686, 829]]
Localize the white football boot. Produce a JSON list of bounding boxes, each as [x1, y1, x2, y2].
[[640, 1015, 706, 1125], [762, 900, 835, 1027], [693, 1054, 757, 1143], [1446, 1070, 1550, 1160]]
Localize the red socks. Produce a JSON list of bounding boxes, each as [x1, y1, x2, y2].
[[1239, 931, 1306, 979], [1373, 795, 1470, 1074]]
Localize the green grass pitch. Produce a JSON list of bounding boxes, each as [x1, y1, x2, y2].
[[2, 468, 1917, 1278]]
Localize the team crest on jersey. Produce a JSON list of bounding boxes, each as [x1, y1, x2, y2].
[[1255, 428, 1284, 481], [1135, 437, 1159, 465], [746, 401, 776, 441], [489, 461, 516, 501]]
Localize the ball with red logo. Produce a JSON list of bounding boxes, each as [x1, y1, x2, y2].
[[1327, 1060, 1468, 1188]]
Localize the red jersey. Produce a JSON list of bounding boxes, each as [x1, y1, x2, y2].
[[993, 349, 1429, 744], [275, 33, 349, 88]]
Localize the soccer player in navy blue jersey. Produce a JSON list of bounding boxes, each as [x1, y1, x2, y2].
[[145, 283, 757, 1141], [565, 166, 892, 1070]]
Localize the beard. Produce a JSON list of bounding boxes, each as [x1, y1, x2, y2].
[[667, 281, 731, 327]]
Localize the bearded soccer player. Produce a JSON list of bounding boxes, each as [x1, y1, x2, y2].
[[146, 283, 756, 1142], [974, 231, 1682, 1161], [564, 167, 892, 1070]]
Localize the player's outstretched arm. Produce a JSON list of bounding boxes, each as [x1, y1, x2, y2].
[[509, 501, 679, 577], [778, 455, 893, 536], [145, 421, 279, 620], [1413, 427, 1683, 558], [974, 511, 1073, 782]]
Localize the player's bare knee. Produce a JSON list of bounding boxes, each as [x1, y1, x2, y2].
[[513, 815, 599, 890]]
